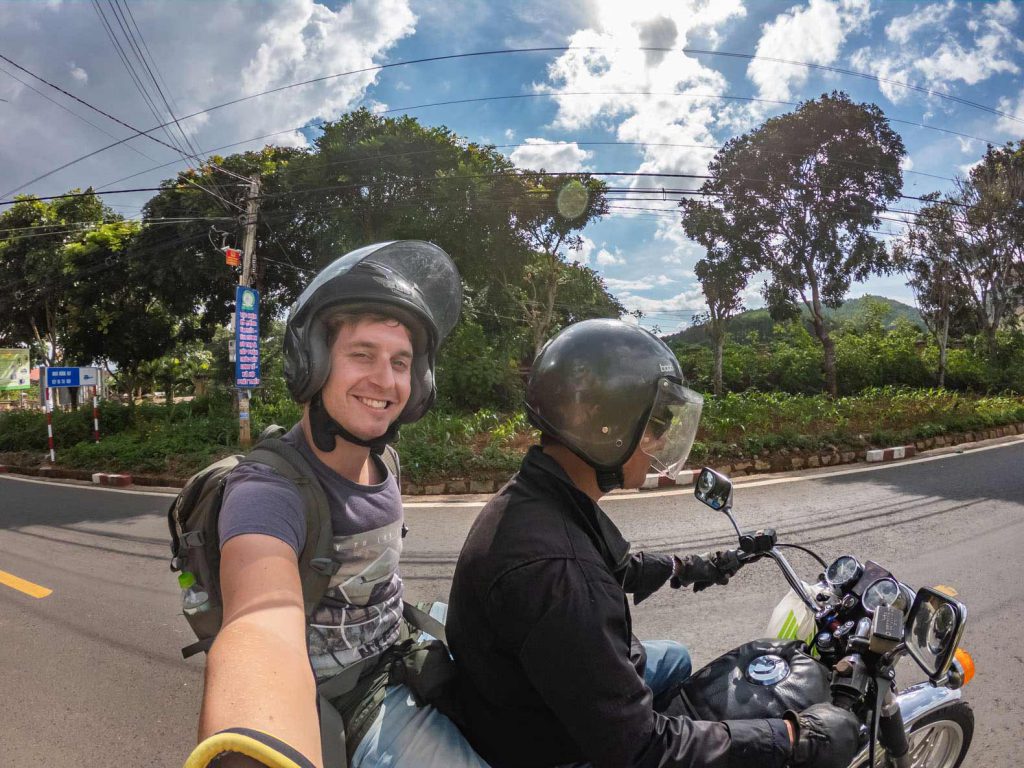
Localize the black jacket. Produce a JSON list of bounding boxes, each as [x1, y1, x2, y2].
[[447, 447, 791, 768]]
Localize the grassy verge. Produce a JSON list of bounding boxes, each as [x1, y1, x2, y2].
[[1, 387, 1022, 484]]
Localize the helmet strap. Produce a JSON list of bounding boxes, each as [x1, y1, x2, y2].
[[595, 467, 624, 493], [309, 391, 395, 455]]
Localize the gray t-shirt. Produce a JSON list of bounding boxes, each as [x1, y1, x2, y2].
[[219, 424, 404, 679]]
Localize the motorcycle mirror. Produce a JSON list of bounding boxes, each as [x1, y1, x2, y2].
[[694, 467, 744, 541], [694, 467, 733, 512], [905, 587, 967, 683]]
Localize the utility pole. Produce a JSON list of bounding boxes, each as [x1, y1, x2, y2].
[[237, 175, 261, 448]]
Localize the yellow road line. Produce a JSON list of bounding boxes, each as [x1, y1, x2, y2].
[[0, 569, 53, 598]]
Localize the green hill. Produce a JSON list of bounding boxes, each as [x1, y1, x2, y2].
[[663, 295, 923, 346]]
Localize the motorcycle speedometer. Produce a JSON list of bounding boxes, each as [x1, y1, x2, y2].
[[825, 555, 863, 590], [863, 577, 900, 613]]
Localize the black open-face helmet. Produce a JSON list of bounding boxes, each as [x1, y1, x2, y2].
[[284, 241, 461, 449], [526, 318, 703, 491]]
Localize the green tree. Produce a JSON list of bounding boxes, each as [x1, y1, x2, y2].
[[895, 210, 975, 387], [60, 219, 182, 405], [680, 202, 753, 395], [692, 92, 905, 396], [0, 190, 111, 365], [505, 174, 610, 357], [132, 147, 309, 345]]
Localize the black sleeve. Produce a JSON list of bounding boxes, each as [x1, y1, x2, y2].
[[618, 551, 675, 604], [508, 560, 791, 768]]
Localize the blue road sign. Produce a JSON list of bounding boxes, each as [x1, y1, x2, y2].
[[43, 367, 100, 389], [234, 286, 261, 388], [46, 367, 80, 388]]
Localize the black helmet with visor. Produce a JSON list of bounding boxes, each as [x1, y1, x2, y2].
[[284, 240, 461, 452], [526, 318, 703, 491]]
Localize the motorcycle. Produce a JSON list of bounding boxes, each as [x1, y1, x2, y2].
[[682, 467, 975, 768]]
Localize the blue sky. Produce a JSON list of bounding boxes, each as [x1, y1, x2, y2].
[[2, 0, 1022, 332]]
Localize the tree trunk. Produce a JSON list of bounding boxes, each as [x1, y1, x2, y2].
[[532, 268, 560, 359], [938, 313, 949, 388], [808, 297, 838, 397], [821, 331, 837, 398], [712, 324, 725, 397]]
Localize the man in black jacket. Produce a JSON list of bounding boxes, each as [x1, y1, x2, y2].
[[447, 319, 861, 768]]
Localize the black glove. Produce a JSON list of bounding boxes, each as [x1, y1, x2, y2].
[[785, 703, 863, 768], [670, 550, 743, 592]]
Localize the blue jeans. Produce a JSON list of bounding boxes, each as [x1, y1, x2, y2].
[[352, 639, 692, 768], [641, 639, 693, 699]]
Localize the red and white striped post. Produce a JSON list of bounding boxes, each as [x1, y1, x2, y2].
[[92, 385, 100, 442], [45, 386, 56, 463]]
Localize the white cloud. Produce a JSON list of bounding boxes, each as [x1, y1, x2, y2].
[[747, 0, 873, 103], [848, 48, 916, 104], [914, 36, 1019, 86], [604, 274, 676, 291], [68, 63, 88, 84], [596, 247, 624, 266], [853, 1, 1021, 110], [885, 1, 953, 45], [617, 286, 706, 314], [900, 156, 914, 171], [957, 136, 977, 153], [994, 92, 1024, 136], [0, 0, 416, 201], [537, 2, 744, 186], [957, 159, 982, 176], [504, 128, 515, 141], [982, 0, 1019, 26], [573, 234, 597, 266], [509, 138, 593, 172]]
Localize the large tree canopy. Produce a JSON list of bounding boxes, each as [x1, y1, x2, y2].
[[0, 190, 114, 365], [686, 92, 905, 395], [13, 111, 617, 409]]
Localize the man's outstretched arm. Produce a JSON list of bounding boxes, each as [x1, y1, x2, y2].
[[197, 534, 322, 768]]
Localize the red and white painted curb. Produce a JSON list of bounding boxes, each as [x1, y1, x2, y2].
[[91, 472, 133, 487], [642, 469, 701, 490], [865, 445, 917, 463]]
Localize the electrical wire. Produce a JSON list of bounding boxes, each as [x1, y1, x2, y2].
[[0, 62, 158, 164], [11, 60, 1003, 199], [0, 54, 242, 209]]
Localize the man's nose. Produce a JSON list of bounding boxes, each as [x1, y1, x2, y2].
[[368, 357, 397, 390]]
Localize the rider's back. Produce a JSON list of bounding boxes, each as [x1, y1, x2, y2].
[[447, 446, 651, 768]]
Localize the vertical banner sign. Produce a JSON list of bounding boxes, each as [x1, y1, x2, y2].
[[0, 349, 31, 392], [234, 286, 261, 388]]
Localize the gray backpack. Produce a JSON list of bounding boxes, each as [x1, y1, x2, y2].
[[167, 425, 401, 659]]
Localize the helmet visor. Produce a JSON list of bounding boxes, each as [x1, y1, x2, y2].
[[639, 380, 704, 479]]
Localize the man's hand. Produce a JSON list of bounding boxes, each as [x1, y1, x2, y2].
[[785, 703, 863, 768], [670, 550, 743, 592]]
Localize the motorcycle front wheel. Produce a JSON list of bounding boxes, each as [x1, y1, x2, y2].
[[858, 701, 974, 768]]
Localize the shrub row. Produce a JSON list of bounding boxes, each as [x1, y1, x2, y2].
[[2, 388, 1022, 483]]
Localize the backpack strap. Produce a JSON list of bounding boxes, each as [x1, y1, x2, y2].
[[241, 438, 333, 618], [402, 601, 447, 645], [378, 444, 401, 488]]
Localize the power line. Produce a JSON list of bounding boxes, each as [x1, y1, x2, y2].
[[0, 54, 243, 209], [1, 186, 180, 206], [0, 61, 158, 164], [9, 42, 1010, 199]]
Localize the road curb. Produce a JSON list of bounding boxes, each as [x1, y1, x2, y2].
[[3, 422, 1024, 495], [865, 445, 917, 463], [642, 469, 700, 489], [91, 472, 134, 487]]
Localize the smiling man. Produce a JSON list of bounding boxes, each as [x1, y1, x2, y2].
[[193, 241, 476, 768]]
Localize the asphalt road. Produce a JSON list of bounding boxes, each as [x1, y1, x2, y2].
[[1, 437, 1022, 767]]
